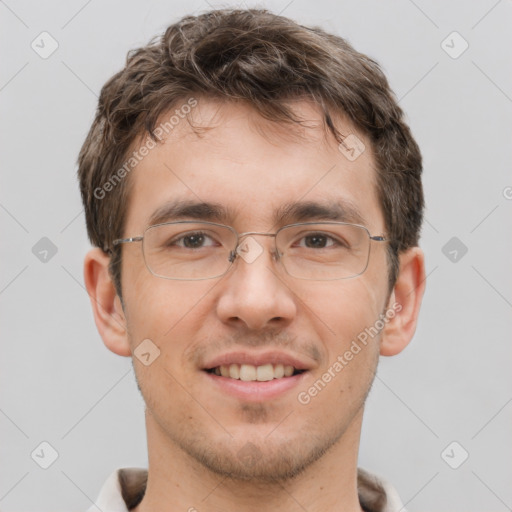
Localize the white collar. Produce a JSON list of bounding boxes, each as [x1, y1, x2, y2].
[[87, 467, 406, 512]]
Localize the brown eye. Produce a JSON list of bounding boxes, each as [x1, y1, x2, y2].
[[168, 232, 217, 249], [304, 234, 330, 248], [182, 234, 206, 248]]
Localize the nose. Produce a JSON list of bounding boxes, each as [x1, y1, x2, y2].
[[215, 235, 297, 330]]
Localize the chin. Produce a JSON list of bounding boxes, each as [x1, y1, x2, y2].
[[177, 425, 344, 484]]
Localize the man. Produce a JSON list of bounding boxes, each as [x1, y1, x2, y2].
[[79, 8, 425, 512]]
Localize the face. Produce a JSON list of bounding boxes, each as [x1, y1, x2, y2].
[[118, 99, 392, 482]]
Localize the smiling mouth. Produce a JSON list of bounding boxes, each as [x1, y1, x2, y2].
[[205, 363, 306, 381]]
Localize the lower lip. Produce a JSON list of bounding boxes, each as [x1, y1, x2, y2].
[[203, 371, 309, 402]]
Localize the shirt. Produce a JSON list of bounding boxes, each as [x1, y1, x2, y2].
[[86, 467, 406, 512]]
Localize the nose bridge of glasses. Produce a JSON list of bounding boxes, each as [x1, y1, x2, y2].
[[237, 231, 277, 239]]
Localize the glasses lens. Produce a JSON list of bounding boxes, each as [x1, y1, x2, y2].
[[142, 222, 237, 280], [276, 223, 371, 280]]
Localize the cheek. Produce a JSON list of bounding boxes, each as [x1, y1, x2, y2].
[[299, 278, 384, 344], [293, 278, 385, 404], [123, 271, 214, 355], [124, 280, 211, 407]]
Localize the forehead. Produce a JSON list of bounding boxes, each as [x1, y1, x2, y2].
[[123, 99, 383, 234]]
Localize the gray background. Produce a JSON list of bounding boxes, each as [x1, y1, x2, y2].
[[1, 0, 511, 510]]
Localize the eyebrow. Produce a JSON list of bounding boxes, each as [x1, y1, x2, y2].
[[147, 199, 367, 228], [274, 200, 366, 226], [147, 200, 234, 226]]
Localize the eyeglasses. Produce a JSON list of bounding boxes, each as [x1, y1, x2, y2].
[[112, 221, 388, 281]]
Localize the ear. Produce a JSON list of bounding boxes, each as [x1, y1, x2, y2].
[[83, 248, 131, 357], [380, 247, 425, 356]]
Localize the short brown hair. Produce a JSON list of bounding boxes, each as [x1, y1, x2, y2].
[[78, 8, 423, 298]]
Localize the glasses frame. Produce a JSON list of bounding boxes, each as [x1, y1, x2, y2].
[[111, 220, 389, 281]]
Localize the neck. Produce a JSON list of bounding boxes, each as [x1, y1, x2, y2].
[[133, 410, 365, 512]]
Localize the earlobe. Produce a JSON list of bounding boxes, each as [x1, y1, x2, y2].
[[380, 247, 426, 357], [83, 248, 132, 357]]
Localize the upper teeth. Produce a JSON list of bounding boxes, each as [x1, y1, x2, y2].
[[213, 363, 296, 381]]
